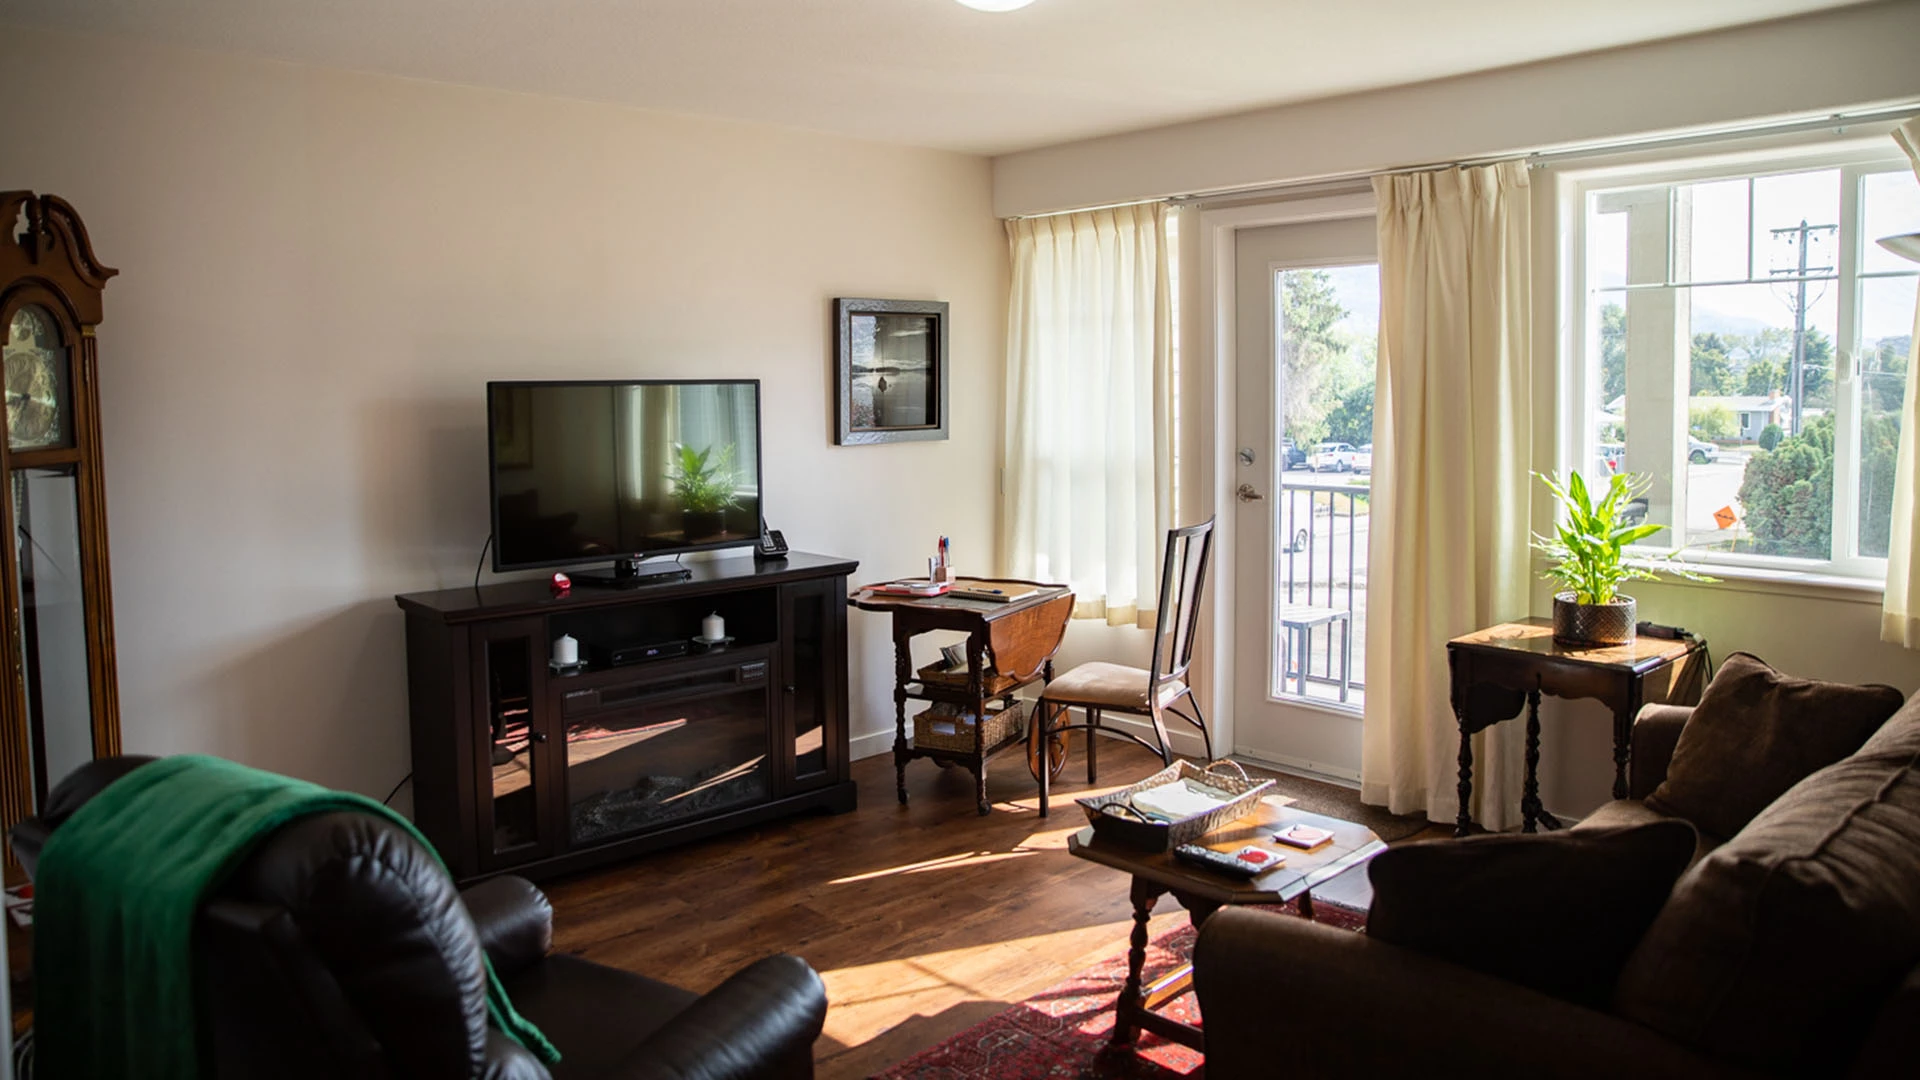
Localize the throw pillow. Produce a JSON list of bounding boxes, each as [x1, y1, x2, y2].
[[1365, 820, 1697, 1009], [1614, 704, 1920, 1074], [1645, 652, 1901, 840]]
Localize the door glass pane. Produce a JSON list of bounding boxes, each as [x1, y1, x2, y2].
[[485, 636, 538, 853], [12, 467, 92, 805], [5, 306, 74, 452], [1273, 264, 1377, 711], [565, 660, 770, 844]]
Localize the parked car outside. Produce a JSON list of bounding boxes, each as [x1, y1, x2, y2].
[[1689, 437, 1717, 465], [1281, 439, 1308, 470], [1310, 441, 1357, 472], [1353, 444, 1373, 474]]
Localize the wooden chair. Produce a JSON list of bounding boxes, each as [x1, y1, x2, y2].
[[1032, 519, 1215, 817]]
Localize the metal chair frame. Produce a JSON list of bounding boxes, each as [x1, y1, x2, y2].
[[1034, 518, 1215, 817]]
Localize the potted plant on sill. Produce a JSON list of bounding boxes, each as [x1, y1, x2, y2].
[[667, 443, 741, 541], [1534, 470, 1709, 646]]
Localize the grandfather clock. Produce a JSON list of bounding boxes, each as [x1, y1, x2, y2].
[[0, 192, 120, 848]]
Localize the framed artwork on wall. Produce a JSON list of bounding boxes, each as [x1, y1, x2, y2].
[[834, 298, 949, 445]]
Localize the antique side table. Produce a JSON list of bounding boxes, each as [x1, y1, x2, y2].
[[851, 581, 1072, 816], [1447, 618, 1707, 837], [1067, 801, 1384, 1051]]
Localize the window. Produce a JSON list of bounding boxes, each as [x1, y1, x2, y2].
[[1577, 151, 1920, 579]]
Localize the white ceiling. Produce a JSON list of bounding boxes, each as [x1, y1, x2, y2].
[[0, 0, 1877, 155]]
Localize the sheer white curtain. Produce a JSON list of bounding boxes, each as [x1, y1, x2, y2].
[[1362, 163, 1533, 831], [1002, 203, 1172, 626], [1880, 118, 1920, 647]]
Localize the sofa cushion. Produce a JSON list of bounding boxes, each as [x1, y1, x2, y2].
[[1366, 821, 1697, 1009], [1613, 701, 1920, 1075], [1645, 652, 1901, 839], [1573, 799, 1720, 865]]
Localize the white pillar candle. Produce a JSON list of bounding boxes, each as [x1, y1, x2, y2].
[[552, 633, 578, 666], [702, 612, 726, 641]]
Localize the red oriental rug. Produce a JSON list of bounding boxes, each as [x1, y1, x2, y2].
[[872, 898, 1367, 1079]]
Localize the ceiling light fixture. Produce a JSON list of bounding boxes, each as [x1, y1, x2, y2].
[[955, 0, 1038, 11], [1878, 232, 1920, 265]]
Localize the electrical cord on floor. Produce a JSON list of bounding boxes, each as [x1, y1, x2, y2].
[[473, 533, 494, 593], [381, 772, 413, 807]]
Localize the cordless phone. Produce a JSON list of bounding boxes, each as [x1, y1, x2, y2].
[[755, 523, 790, 561]]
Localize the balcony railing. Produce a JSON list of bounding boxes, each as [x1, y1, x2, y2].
[[1276, 476, 1369, 706]]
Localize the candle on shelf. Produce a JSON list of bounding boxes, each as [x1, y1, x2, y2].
[[552, 633, 578, 666], [702, 612, 726, 642]]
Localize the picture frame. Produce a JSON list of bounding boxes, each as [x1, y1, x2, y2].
[[835, 298, 949, 445]]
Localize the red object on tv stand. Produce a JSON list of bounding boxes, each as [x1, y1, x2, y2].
[[550, 572, 571, 597]]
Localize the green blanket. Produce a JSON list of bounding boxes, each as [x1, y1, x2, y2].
[[34, 754, 559, 1078]]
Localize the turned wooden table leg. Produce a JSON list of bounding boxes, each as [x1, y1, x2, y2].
[[1455, 710, 1474, 837], [969, 633, 990, 816], [1612, 681, 1642, 801], [1113, 877, 1164, 1047], [1522, 688, 1543, 834], [893, 628, 912, 805]]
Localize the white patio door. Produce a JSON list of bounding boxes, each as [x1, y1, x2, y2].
[[1231, 214, 1379, 778]]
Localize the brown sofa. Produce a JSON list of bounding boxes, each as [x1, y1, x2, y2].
[[1193, 692, 1920, 1079]]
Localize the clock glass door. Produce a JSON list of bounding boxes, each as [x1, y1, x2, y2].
[[3, 305, 93, 806], [9, 467, 93, 804]]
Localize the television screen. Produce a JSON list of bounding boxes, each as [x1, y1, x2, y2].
[[488, 380, 762, 570]]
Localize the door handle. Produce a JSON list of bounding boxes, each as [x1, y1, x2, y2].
[[1237, 483, 1265, 502], [530, 731, 549, 744]]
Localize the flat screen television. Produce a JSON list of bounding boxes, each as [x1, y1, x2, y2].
[[487, 379, 763, 572]]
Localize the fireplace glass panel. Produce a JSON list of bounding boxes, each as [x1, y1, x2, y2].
[[485, 635, 539, 855], [566, 679, 771, 844]]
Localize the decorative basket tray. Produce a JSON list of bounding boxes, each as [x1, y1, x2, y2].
[[1077, 760, 1273, 852], [913, 701, 1026, 754]]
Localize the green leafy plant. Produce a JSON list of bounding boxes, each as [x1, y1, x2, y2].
[[666, 443, 741, 514], [1534, 470, 1712, 605]]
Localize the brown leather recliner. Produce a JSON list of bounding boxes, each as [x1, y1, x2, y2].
[[11, 756, 826, 1080]]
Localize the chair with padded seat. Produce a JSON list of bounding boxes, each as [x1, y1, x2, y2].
[[1032, 518, 1214, 817], [10, 755, 827, 1080]]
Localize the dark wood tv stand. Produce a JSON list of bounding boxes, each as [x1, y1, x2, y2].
[[394, 551, 858, 883]]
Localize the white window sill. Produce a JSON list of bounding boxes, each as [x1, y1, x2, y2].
[[1621, 557, 1885, 605]]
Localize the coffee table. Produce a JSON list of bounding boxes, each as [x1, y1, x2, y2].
[[1066, 798, 1385, 1050]]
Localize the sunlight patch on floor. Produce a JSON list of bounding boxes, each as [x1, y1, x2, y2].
[[827, 848, 1037, 885], [816, 915, 1184, 1048]]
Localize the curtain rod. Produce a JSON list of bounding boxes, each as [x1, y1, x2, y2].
[[1135, 102, 1920, 211]]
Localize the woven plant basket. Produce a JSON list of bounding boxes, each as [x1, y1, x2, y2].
[[1077, 760, 1274, 852], [1552, 592, 1636, 646]]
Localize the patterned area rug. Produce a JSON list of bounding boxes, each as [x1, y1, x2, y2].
[[873, 898, 1367, 1079]]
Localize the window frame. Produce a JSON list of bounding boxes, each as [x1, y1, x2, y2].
[[1561, 140, 1919, 585]]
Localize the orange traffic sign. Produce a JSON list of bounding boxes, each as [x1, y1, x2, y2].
[[1713, 505, 1738, 530]]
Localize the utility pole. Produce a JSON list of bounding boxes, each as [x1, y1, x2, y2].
[[1770, 218, 1837, 436]]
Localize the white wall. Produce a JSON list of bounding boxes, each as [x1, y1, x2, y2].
[[0, 25, 1005, 801], [993, 0, 1920, 217]]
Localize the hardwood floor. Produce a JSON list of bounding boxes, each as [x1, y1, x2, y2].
[[543, 742, 1439, 1078], [543, 741, 1202, 1077]]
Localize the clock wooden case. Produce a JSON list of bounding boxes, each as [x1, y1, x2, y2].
[[0, 192, 121, 853]]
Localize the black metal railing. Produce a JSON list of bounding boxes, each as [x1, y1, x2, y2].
[[1276, 476, 1369, 701]]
